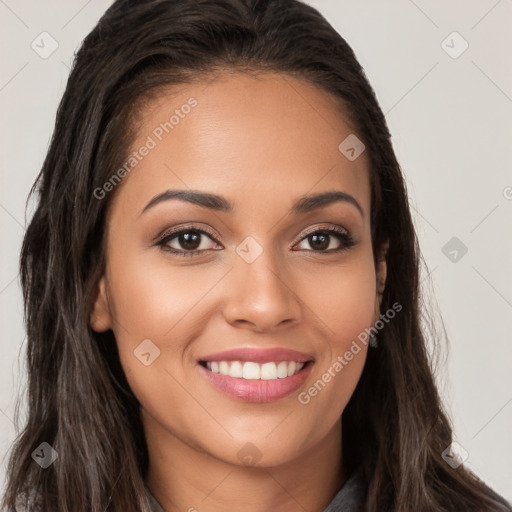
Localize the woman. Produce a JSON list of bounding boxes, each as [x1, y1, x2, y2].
[[2, 0, 510, 511]]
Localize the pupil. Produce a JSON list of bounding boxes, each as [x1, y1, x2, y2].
[[180, 232, 201, 250], [310, 233, 328, 250]]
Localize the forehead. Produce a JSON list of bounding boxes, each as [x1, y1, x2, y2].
[[110, 71, 371, 220]]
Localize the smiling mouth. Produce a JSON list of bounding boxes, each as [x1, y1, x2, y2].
[[198, 360, 313, 380]]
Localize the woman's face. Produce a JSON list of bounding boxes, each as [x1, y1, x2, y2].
[[91, 71, 386, 468]]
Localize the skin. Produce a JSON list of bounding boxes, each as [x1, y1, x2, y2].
[[91, 70, 387, 512]]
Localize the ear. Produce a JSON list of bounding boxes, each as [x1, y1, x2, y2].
[[375, 239, 389, 306], [90, 276, 113, 332]]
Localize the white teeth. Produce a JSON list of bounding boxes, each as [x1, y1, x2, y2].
[[230, 360, 243, 378], [277, 361, 288, 378], [242, 362, 260, 379], [219, 361, 229, 375], [205, 360, 306, 380], [261, 362, 277, 380]]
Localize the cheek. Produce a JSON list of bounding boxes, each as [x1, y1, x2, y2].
[[294, 255, 376, 417], [104, 243, 248, 407], [302, 254, 377, 346], [106, 248, 217, 341]]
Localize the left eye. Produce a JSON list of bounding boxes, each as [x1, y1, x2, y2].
[[295, 229, 353, 252]]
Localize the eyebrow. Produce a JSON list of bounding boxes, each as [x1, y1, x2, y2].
[[140, 189, 364, 218]]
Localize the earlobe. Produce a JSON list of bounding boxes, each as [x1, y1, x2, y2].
[[90, 276, 112, 332]]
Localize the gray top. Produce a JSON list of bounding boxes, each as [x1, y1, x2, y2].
[[144, 466, 366, 512]]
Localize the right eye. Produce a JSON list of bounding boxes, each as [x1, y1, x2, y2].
[[155, 226, 222, 257]]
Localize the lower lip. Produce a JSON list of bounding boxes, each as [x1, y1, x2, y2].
[[198, 362, 313, 403]]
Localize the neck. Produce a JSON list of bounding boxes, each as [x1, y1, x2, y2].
[[143, 413, 345, 512]]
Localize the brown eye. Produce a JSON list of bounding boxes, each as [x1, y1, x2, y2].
[[156, 227, 220, 257], [295, 227, 355, 253], [173, 231, 203, 251]]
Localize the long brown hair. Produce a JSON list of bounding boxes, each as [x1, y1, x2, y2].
[[3, 0, 511, 511]]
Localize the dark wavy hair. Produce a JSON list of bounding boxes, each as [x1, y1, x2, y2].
[[2, 0, 511, 511]]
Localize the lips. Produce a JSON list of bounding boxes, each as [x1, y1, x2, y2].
[[197, 347, 314, 402]]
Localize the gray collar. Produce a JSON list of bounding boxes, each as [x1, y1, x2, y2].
[[144, 467, 366, 512]]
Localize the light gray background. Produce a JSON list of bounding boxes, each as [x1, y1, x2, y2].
[[1, 0, 511, 502]]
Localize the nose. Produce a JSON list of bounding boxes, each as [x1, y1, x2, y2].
[[222, 249, 303, 333]]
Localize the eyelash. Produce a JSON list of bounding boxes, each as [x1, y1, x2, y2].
[[154, 224, 355, 258]]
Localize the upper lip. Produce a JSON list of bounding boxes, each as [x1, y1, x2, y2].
[[198, 347, 314, 364]]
